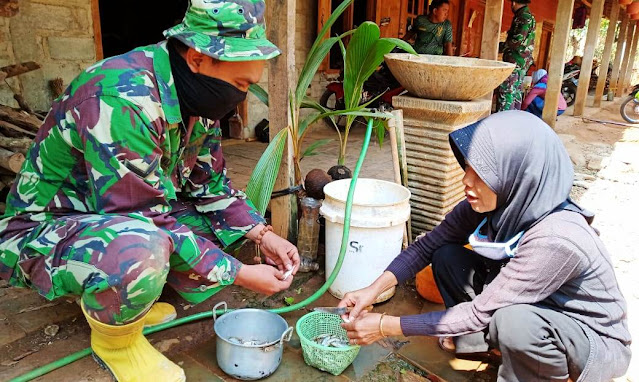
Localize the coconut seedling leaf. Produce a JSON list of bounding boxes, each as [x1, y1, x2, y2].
[[245, 128, 288, 215]]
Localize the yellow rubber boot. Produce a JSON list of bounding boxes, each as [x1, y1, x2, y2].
[[82, 304, 185, 382], [144, 302, 177, 328]]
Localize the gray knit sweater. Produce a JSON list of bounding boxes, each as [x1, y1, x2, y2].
[[387, 200, 631, 381]]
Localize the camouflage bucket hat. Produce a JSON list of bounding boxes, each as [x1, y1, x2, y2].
[[164, 0, 281, 61]]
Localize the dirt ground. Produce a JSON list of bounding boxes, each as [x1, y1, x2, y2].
[[555, 99, 639, 381], [0, 97, 637, 381]]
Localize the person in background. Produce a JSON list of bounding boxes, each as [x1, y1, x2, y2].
[[408, 0, 454, 56], [522, 68, 567, 118], [496, 0, 536, 111], [338, 112, 631, 382]]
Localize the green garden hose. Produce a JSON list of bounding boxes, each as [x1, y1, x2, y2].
[[10, 119, 375, 382]]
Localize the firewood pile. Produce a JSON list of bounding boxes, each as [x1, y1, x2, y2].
[[0, 104, 41, 213], [0, 61, 46, 214]]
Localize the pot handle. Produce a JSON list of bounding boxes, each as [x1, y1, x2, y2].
[[280, 326, 294, 343], [212, 301, 228, 322], [262, 327, 295, 353]]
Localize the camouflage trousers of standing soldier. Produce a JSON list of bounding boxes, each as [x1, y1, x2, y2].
[[496, 67, 526, 111], [7, 201, 237, 325]]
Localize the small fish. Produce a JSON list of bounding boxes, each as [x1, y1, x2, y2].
[[228, 337, 267, 346], [313, 334, 350, 348]]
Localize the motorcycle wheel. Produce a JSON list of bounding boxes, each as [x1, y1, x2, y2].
[[319, 89, 348, 130], [620, 96, 639, 124], [562, 82, 577, 107]]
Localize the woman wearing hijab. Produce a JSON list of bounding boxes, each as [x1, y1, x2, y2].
[[339, 111, 631, 381], [522, 68, 567, 118]]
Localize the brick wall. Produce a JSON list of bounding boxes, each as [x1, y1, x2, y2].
[[0, 0, 96, 111]]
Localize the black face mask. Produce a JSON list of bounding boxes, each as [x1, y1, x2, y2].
[[168, 42, 247, 121]]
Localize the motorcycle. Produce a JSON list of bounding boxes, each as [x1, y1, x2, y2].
[[620, 84, 639, 124], [561, 61, 611, 107], [562, 68, 579, 107], [319, 61, 405, 129]]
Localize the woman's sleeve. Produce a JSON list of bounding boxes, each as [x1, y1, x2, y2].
[[398, 235, 584, 337], [386, 200, 483, 283]]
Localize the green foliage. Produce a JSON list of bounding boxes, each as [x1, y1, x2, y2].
[[244, 128, 288, 215], [244, 0, 413, 213], [336, 21, 416, 165], [301, 138, 332, 159]]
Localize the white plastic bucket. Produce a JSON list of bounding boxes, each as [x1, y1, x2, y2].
[[320, 178, 411, 303]]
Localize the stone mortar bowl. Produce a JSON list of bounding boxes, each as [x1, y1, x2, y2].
[[384, 53, 515, 101]]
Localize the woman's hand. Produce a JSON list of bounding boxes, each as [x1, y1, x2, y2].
[[341, 312, 402, 346], [337, 271, 399, 321], [234, 264, 293, 295], [337, 287, 379, 322], [259, 231, 300, 275]]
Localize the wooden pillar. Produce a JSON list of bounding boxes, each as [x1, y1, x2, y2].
[[267, 0, 296, 240], [479, 0, 504, 102], [610, 13, 629, 100], [91, 0, 103, 60], [593, 2, 619, 107], [573, 0, 605, 116], [480, 0, 504, 60], [622, 22, 639, 94], [543, 0, 575, 128], [617, 21, 636, 97]]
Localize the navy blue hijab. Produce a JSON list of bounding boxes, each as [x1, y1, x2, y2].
[[449, 111, 593, 242]]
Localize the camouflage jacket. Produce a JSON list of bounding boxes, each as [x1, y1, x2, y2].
[[0, 41, 264, 287], [503, 6, 536, 71]]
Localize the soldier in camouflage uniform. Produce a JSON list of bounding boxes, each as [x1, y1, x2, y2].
[[0, 1, 299, 380], [496, 0, 536, 111]]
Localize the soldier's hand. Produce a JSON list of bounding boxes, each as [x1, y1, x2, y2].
[[259, 232, 300, 276], [235, 264, 293, 296]]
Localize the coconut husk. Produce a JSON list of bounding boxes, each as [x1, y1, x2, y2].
[[304, 169, 332, 200]]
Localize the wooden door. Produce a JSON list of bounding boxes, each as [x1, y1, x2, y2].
[[447, 0, 462, 55], [374, 0, 403, 38], [537, 22, 554, 70], [458, 0, 485, 57]]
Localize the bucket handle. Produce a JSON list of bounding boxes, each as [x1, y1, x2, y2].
[[212, 301, 228, 322], [262, 327, 294, 353]]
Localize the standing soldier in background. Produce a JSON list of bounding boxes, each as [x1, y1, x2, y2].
[[496, 0, 536, 111]]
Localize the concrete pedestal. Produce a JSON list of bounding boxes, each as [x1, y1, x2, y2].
[[393, 95, 492, 238]]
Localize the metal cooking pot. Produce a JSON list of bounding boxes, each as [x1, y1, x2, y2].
[[213, 302, 294, 380]]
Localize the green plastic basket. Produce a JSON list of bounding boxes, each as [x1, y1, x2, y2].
[[296, 311, 361, 375]]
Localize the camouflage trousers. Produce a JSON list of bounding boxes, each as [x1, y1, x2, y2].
[[12, 201, 238, 325], [496, 67, 526, 111]]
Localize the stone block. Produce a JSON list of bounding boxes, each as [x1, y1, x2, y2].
[[28, 3, 81, 31], [393, 95, 491, 125], [406, 153, 459, 172], [407, 164, 464, 181], [404, 147, 455, 162], [403, 123, 452, 141], [407, 170, 464, 188], [409, 181, 465, 198], [30, 0, 88, 7], [411, 192, 465, 209], [47, 37, 95, 61], [42, 62, 83, 92]]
